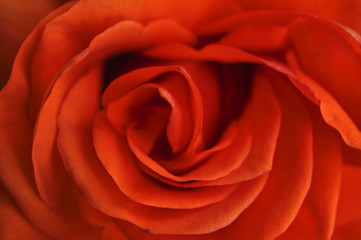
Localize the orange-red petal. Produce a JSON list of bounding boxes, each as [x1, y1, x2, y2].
[[219, 68, 313, 239], [279, 104, 342, 240], [289, 18, 361, 150]]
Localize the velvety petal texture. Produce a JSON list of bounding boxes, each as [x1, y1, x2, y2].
[[1, 0, 361, 240]]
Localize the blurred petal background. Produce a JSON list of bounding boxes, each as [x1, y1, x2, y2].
[[237, 0, 361, 35], [0, 0, 69, 88]]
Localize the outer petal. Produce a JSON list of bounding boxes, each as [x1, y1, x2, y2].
[[279, 104, 342, 239], [236, 0, 361, 34], [286, 50, 361, 151], [0, 184, 51, 240], [31, 17, 199, 209], [22, 0, 238, 114], [332, 218, 361, 240], [0, 1, 76, 119], [220, 22, 289, 52], [0, 0, 66, 87], [288, 18, 361, 150], [28, 15, 232, 236], [332, 165, 361, 240], [0, 5, 97, 238]]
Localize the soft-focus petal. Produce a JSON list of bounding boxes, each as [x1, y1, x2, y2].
[[237, 0, 361, 34], [0, 0, 67, 87], [334, 165, 361, 227], [0, 184, 52, 240], [332, 165, 361, 239]]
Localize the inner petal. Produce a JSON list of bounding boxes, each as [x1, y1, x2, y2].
[[106, 80, 195, 159]]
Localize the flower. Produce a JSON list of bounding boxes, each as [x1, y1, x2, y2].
[[1, 0, 361, 239]]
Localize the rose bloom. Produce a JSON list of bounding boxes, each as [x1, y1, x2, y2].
[[1, 0, 361, 239]]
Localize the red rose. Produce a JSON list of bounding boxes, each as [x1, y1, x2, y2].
[[1, 1, 361, 239]]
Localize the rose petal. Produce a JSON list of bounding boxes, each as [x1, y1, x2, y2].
[[32, 16, 201, 207], [334, 165, 361, 228], [175, 62, 223, 149], [28, 4, 196, 116], [134, 120, 249, 186], [236, 0, 361, 35], [286, 50, 361, 151], [144, 43, 261, 62], [221, 22, 289, 51], [0, 20, 95, 238], [133, 65, 280, 188], [114, 174, 268, 235], [106, 85, 168, 133], [22, 0, 236, 113], [56, 58, 267, 235], [94, 112, 242, 209], [288, 18, 361, 149], [77, 0, 241, 29], [198, 9, 297, 35], [100, 221, 129, 240], [0, 1, 75, 120], [29, 18, 208, 237], [30, 20, 170, 210], [60, 107, 268, 234], [342, 144, 361, 167], [0, 0, 68, 87], [206, 66, 280, 185], [332, 164, 361, 239], [32, 63, 100, 200], [0, 125, 97, 240], [144, 43, 295, 81], [332, 217, 361, 240], [113, 67, 280, 187], [279, 104, 343, 239], [0, 184, 51, 240], [103, 66, 203, 159], [219, 68, 313, 239]]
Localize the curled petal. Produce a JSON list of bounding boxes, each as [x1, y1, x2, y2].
[[103, 66, 203, 159], [108, 63, 280, 187], [94, 111, 242, 209], [56, 54, 268, 235], [286, 51, 361, 151], [288, 18, 361, 150]]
